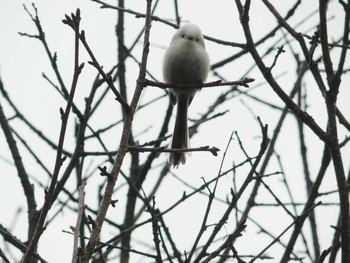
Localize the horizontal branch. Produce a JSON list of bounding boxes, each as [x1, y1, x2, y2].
[[128, 145, 220, 156], [141, 77, 255, 90]]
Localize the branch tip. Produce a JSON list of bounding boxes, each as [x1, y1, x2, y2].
[[111, 199, 119, 207], [60, 155, 67, 164], [59, 107, 65, 118], [98, 166, 113, 181], [75, 8, 81, 18], [78, 63, 85, 72], [208, 146, 220, 156], [86, 215, 96, 227], [80, 30, 86, 40]]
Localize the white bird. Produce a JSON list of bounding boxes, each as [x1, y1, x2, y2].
[[163, 23, 210, 167]]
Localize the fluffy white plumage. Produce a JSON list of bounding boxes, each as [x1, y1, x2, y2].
[[163, 23, 210, 167]]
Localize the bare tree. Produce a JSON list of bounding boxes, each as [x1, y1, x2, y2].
[[0, 1, 349, 263]]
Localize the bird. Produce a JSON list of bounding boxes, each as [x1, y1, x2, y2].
[[163, 23, 210, 167]]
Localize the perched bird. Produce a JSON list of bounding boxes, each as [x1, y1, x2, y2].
[[163, 23, 210, 167]]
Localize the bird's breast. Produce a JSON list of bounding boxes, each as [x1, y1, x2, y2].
[[165, 43, 208, 85]]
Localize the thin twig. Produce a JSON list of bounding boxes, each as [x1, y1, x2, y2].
[[63, 16, 129, 113], [0, 87, 38, 240], [81, 0, 154, 260], [0, 224, 48, 263], [22, 9, 84, 262], [250, 202, 322, 263], [201, 219, 247, 263], [0, 247, 10, 263], [71, 181, 87, 263]]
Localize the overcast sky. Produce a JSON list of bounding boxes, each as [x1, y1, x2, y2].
[[0, 1, 349, 262]]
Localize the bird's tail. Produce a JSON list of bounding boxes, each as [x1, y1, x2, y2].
[[169, 95, 190, 167]]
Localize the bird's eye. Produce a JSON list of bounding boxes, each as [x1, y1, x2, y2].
[[196, 38, 199, 42], [181, 34, 185, 38]]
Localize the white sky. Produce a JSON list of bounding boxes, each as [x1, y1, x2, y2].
[[0, 1, 349, 262]]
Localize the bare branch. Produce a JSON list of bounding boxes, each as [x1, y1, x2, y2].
[[0, 79, 38, 241], [23, 8, 84, 262], [71, 181, 87, 263], [142, 78, 255, 90], [82, 0, 154, 260]]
